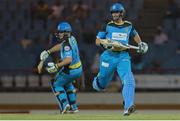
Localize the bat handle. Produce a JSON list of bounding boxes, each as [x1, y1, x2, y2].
[[37, 60, 44, 74], [129, 45, 139, 50]]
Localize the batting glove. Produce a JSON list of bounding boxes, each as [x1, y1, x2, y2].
[[46, 62, 58, 74], [137, 42, 148, 54], [100, 39, 114, 50], [40, 50, 50, 61], [100, 43, 114, 50]]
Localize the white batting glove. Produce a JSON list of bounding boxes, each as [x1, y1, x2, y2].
[[101, 44, 114, 50], [137, 42, 148, 54], [100, 39, 114, 50], [46, 62, 58, 74], [40, 50, 50, 61], [111, 41, 130, 50]]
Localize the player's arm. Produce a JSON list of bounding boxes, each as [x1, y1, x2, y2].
[[97, 38, 115, 50], [46, 56, 72, 74], [56, 57, 72, 69], [96, 24, 109, 47], [56, 44, 73, 68], [95, 31, 107, 46], [37, 44, 61, 73], [46, 43, 73, 73], [47, 44, 61, 54], [95, 38, 101, 46], [96, 24, 127, 51], [96, 37, 128, 51], [131, 27, 148, 53], [133, 34, 142, 44], [95, 31, 115, 50], [40, 44, 61, 61]]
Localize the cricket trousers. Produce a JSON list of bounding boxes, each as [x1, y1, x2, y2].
[[51, 66, 82, 112], [92, 50, 135, 110]]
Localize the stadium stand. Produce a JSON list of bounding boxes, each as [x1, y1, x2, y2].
[[0, 0, 180, 91]]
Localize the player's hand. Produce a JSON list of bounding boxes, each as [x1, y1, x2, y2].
[[100, 39, 114, 50], [46, 62, 58, 73], [40, 50, 50, 61], [111, 41, 129, 51], [100, 43, 114, 50], [137, 42, 148, 54]]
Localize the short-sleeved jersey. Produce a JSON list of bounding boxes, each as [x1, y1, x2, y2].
[[60, 36, 81, 67], [97, 21, 138, 45]]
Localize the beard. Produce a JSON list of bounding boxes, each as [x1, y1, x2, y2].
[[60, 34, 70, 43], [55, 32, 70, 43], [112, 13, 124, 21]]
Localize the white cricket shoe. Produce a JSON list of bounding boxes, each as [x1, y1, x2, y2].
[[61, 104, 70, 114], [123, 105, 136, 116]]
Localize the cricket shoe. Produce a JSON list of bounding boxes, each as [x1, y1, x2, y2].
[[61, 104, 70, 114], [65, 109, 79, 114], [123, 105, 136, 116], [65, 105, 79, 114]]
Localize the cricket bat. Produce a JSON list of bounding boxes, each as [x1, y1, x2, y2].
[[37, 60, 44, 74]]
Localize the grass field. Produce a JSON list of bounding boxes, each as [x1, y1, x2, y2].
[[1, 113, 180, 120]]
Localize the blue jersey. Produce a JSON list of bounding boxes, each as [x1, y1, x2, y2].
[[60, 36, 81, 70], [97, 21, 138, 45]]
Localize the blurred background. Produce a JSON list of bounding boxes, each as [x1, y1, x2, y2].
[[0, 0, 180, 113]]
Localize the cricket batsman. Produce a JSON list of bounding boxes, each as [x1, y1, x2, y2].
[[38, 22, 82, 114], [92, 3, 148, 116]]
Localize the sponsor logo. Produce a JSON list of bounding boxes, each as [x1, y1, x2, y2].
[[64, 46, 70, 51], [112, 32, 128, 40]]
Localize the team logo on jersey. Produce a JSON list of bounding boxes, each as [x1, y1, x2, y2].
[[112, 32, 128, 40], [64, 46, 70, 51]]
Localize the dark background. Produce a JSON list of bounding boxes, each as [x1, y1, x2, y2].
[[0, 0, 180, 92]]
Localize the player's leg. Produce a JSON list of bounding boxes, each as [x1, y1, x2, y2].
[[51, 74, 71, 114], [57, 67, 82, 113], [64, 82, 79, 113], [92, 52, 116, 91], [117, 58, 135, 115]]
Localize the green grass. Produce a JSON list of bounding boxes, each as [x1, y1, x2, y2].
[[1, 114, 180, 120]]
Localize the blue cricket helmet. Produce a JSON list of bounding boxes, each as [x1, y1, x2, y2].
[[110, 3, 125, 13], [57, 22, 72, 32]]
